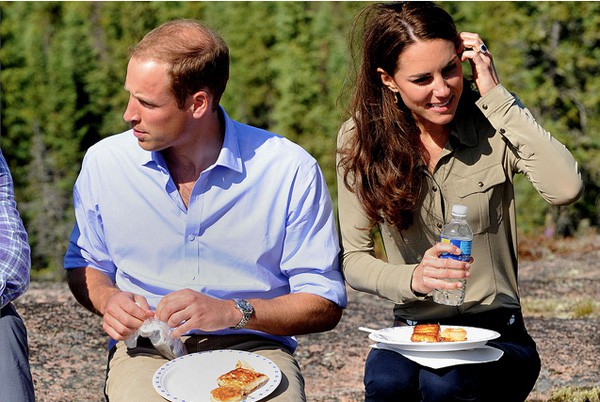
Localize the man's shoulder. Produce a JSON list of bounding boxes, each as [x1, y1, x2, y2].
[[83, 130, 140, 161], [232, 120, 316, 165], [87, 130, 135, 151]]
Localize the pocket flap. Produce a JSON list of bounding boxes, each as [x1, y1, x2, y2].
[[453, 164, 506, 198]]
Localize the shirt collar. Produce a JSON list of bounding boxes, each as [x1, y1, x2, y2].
[[135, 106, 243, 174], [449, 101, 479, 148], [215, 107, 243, 174]]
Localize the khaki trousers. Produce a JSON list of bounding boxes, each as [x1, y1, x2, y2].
[[105, 334, 306, 402]]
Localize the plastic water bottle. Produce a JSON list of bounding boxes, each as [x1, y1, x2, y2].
[[433, 204, 473, 306]]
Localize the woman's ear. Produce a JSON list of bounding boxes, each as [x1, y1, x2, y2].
[[377, 67, 398, 92]]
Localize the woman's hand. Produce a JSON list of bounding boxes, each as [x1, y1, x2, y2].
[[411, 243, 472, 296], [458, 31, 500, 97]]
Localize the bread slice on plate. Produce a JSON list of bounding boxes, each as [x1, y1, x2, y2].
[[410, 323, 441, 343], [210, 360, 269, 402], [210, 385, 245, 402], [440, 327, 468, 342]]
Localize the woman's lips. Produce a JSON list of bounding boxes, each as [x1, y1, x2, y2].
[[428, 96, 454, 111]]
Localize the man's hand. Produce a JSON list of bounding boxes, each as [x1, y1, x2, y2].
[[156, 289, 342, 338], [66, 267, 155, 340], [102, 291, 154, 341], [155, 289, 239, 338]]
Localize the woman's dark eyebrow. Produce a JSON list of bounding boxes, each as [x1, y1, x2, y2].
[[408, 58, 458, 80]]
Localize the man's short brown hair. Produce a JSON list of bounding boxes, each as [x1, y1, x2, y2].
[[131, 19, 229, 110]]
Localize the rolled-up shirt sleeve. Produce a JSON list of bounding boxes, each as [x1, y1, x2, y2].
[[0, 150, 31, 308], [63, 152, 117, 281], [282, 160, 347, 308], [476, 84, 583, 205]]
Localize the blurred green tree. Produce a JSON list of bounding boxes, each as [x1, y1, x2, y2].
[[0, 2, 597, 275]]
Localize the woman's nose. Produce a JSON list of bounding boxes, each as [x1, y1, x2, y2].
[[432, 77, 451, 98]]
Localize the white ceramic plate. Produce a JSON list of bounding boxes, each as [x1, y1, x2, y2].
[[368, 325, 500, 352], [153, 349, 282, 402]]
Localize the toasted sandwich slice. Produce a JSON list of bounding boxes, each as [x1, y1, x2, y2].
[[210, 385, 245, 402], [211, 360, 269, 401], [440, 327, 467, 342], [410, 323, 441, 343]]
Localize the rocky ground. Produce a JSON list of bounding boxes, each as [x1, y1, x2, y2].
[[14, 235, 600, 401]]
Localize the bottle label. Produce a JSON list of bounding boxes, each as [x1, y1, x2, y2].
[[439, 237, 471, 261]]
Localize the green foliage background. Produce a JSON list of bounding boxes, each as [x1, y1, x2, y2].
[[1, 2, 598, 276]]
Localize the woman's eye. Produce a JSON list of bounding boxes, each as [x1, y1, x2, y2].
[[442, 64, 458, 78], [412, 76, 432, 85]]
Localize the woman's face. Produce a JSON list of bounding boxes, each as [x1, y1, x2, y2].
[[380, 39, 463, 132]]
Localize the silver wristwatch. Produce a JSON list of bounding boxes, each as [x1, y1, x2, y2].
[[231, 298, 254, 329]]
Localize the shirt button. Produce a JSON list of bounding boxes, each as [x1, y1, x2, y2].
[[478, 182, 484, 187], [432, 186, 438, 192], [188, 235, 195, 241], [436, 222, 443, 229], [499, 128, 506, 134], [482, 104, 488, 110]]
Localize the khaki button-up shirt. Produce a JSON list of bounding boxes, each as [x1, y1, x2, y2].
[[337, 85, 582, 322]]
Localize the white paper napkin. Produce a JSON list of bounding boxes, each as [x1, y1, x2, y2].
[[371, 343, 504, 369]]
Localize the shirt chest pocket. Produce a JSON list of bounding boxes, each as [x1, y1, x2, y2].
[[450, 163, 506, 234]]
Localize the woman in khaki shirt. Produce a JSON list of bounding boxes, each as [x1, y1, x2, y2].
[[337, 2, 583, 401]]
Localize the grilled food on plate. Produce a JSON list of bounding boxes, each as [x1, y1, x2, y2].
[[410, 324, 468, 343], [210, 360, 269, 402], [410, 323, 441, 343]]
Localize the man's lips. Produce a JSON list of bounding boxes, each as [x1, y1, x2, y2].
[[133, 129, 146, 140]]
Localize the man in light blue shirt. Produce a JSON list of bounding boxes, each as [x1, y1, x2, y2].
[[64, 19, 346, 402]]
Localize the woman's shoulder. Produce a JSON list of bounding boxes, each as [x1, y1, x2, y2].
[[337, 118, 357, 147]]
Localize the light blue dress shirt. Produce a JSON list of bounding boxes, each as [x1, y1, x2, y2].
[[64, 109, 347, 351]]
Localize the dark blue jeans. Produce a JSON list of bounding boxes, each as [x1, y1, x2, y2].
[[364, 310, 540, 402], [0, 303, 35, 402]]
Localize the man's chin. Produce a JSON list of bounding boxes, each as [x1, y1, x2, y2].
[[136, 140, 159, 152]]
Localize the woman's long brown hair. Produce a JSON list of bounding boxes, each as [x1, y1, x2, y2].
[[338, 2, 459, 231]]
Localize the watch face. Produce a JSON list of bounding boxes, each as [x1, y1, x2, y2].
[[236, 299, 253, 314], [232, 299, 254, 329]]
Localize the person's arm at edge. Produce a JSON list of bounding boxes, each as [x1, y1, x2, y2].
[[0, 151, 31, 308]]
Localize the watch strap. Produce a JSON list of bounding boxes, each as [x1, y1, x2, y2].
[[231, 298, 254, 330]]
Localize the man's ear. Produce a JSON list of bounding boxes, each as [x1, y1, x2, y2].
[[377, 67, 398, 93], [190, 90, 211, 118]]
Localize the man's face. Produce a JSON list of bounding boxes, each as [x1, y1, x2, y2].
[[123, 57, 194, 152]]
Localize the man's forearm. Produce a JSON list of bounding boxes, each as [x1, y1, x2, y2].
[[67, 267, 120, 317], [247, 293, 343, 336]]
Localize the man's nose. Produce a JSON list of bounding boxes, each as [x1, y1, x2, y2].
[[123, 99, 139, 123]]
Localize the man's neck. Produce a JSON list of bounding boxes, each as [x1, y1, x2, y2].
[[163, 109, 225, 206]]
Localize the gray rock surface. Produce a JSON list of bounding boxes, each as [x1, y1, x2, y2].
[[15, 236, 600, 401]]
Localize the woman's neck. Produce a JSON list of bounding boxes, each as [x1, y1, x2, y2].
[[419, 125, 449, 172]]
